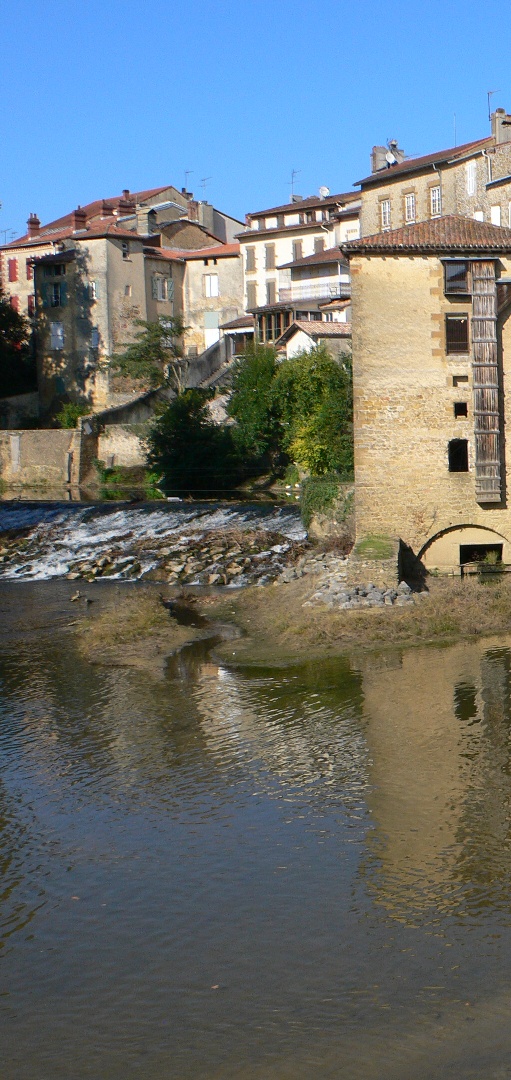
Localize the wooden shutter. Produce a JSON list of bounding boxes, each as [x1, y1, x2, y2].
[[471, 260, 502, 502], [246, 283, 256, 308], [8, 258, 18, 282]]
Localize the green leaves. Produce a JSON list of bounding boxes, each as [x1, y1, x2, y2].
[[110, 315, 187, 391]]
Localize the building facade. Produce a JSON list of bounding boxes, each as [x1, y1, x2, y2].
[[343, 216, 511, 573]]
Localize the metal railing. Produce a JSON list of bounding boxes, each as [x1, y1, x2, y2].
[[278, 282, 351, 302]]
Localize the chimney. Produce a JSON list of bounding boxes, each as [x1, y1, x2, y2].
[[118, 190, 136, 216], [136, 205, 155, 235], [371, 141, 405, 173], [72, 206, 87, 232], [122, 188, 130, 199], [27, 213, 40, 238], [491, 107, 511, 144]]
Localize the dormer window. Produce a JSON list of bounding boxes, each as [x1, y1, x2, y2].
[[444, 261, 470, 295]]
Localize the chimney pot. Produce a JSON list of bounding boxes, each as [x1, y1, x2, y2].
[[27, 213, 40, 238], [72, 206, 87, 232]]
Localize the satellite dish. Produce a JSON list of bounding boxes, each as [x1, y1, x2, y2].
[[385, 150, 397, 165], [319, 186, 330, 199]]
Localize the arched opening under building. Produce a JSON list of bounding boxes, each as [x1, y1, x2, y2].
[[419, 525, 511, 575]]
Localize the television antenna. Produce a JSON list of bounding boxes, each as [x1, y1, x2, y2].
[[289, 168, 301, 197], [200, 176, 212, 198], [0, 228, 15, 244], [488, 89, 501, 122], [184, 170, 193, 191]]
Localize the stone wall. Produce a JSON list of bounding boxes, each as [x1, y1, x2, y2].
[[97, 425, 146, 467], [0, 428, 79, 487], [0, 392, 39, 429]]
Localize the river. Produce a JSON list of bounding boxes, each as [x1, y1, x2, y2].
[[2, 579, 511, 1078]]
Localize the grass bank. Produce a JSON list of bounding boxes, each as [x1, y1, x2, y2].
[[75, 591, 204, 674]]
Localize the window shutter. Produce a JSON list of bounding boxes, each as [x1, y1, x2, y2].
[[60, 281, 68, 306], [152, 275, 158, 299], [167, 278, 174, 300], [8, 258, 18, 282], [41, 283, 49, 309]]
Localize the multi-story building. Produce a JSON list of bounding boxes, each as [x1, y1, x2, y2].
[[343, 215, 511, 574], [357, 108, 511, 238], [236, 190, 360, 343]]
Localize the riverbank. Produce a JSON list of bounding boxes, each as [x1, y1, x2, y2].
[[69, 571, 511, 673]]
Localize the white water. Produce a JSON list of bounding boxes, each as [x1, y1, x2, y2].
[[0, 502, 306, 581]]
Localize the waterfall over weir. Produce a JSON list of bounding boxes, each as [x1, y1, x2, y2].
[[0, 502, 307, 583]]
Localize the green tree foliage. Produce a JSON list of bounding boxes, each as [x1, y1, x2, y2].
[[0, 288, 35, 397], [146, 389, 242, 496], [110, 315, 187, 391], [228, 344, 281, 461], [56, 402, 90, 428], [273, 348, 353, 477]]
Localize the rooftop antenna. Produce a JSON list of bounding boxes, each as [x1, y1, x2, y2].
[[290, 168, 301, 198], [0, 228, 15, 244], [488, 89, 501, 122], [184, 170, 193, 192], [200, 176, 212, 199]]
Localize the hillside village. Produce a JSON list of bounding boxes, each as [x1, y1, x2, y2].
[[5, 105, 511, 575]]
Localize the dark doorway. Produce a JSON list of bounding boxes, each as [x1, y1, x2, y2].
[[460, 543, 503, 565], [448, 439, 469, 471]]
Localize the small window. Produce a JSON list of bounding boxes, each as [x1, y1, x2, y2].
[[265, 244, 275, 270], [448, 438, 469, 472], [473, 210, 484, 221], [314, 236, 325, 253], [380, 199, 391, 229], [405, 193, 416, 223], [91, 327, 100, 348], [245, 246, 256, 272], [51, 283, 62, 307], [454, 401, 468, 418], [491, 205, 501, 226], [204, 274, 219, 298], [276, 214, 284, 227], [53, 263, 66, 276], [292, 240, 303, 261], [430, 185, 441, 217], [466, 160, 477, 196], [89, 280, 97, 300], [266, 280, 276, 305], [246, 282, 257, 308], [26, 259, 33, 281], [122, 241, 130, 259], [446, 314, 469, 353], [50, 321, 64, 350], [124, 284, 132, 297], [444, 261, 470, 294], [453, 374, 469, 386]]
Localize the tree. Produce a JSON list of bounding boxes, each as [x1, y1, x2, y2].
[[272, 348, 353, 477], [0, 288, 34, 398], [227, 343, 282, 463], [110, 315, 188, 391], [146, 389, 242, 495]]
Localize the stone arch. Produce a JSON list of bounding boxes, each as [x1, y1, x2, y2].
[[419, 524, 511, 573]]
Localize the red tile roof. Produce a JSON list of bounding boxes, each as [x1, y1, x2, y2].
[[277, 246, 347, 270], [2, 220, 144, 250], [276, 320, 352, 345], [249, 191, 359, 217], [342, 215, 511, 254], [356, 137, 491, 187], [180, 243, 240, 260], [2, 186, 175, 248], [220, 315, 254, 330]]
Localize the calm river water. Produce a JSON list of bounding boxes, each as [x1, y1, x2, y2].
[[2, 582, 511, 1078]]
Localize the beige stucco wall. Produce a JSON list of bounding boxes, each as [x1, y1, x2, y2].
[[0, 428, 76, 485], [97, 424, 146, 467], [350, 251, 511, 567], [183, 254, 244, 354]]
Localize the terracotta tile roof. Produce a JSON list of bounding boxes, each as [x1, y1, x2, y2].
[[2, 186, 175, 248], [2, 220, 145, 250], [180, 243, 240, 259], [276, 320, 352, 345], [248, 190, 359, 218], [220, 315, 254, 330], [236, 221, 335, 241], [277, 246, 347, 270], [342, 215, 511, 254], [319, 297, 351, 310], [356, 137, 491, 187]]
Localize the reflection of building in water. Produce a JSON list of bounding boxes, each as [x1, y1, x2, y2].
[[359, 641, 511, 920]]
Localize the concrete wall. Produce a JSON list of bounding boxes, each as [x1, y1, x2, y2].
[[0, 392, 39, 429], [183, 254, 244, 355], [97, 424, 146, 467], [350, 250, 511, 569], [0, 428, 78, 486]]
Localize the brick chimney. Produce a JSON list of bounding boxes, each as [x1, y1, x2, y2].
[[72, 206, 87, 232], [118, 189, 136, 216], [371, 140, 405, 173], [491, 107, 511, 144], [27, 213, 40, 238]]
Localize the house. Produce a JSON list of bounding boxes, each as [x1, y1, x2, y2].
[[236, 190, 360, 343], [357, 108, 511, 238], [275, 320, 351, 360], [342, 215, 511, 574], [0, 187, 244, 413]]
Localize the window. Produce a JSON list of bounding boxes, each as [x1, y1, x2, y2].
[[454, 401, 468, 418], [473, 210, 484, 221], [91, 327, 100, 348], [446, 314, 469, 353], [50, 283, 62, 306], [444, 261, 470, 294], [466, 160, 477, 196], [453, 374, 469, 386], [8, 258, 17, 282], [380, 199, 391, 229], [152, 275, 172, 301], [9, 295, 19, 312], [266, 280, 276, 305], [50, 321, 64, 350], [27, 294, 35, 316], [276, 214, 284, 227], [430, 186, 441, 217], [26, 259, 33, 281], [405, 193, 416, 223], [448, 438, 469, 472], [314, 236, 325, 253], [122, 241, 130, 259], [204, 274, 219, 298], [265, 244, 275, 269], [124, 284, 132, 297], [44, 263, 66, 277], [89, 280, 97, 300], [292, 240, 303, 261], [491, 205, 501, 226], [245, 246, 256, 272], [246, 282, 257, 308]]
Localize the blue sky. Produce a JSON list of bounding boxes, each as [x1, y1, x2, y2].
[[1, 0, 511, 238]]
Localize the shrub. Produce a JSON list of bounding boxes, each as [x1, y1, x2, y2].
[[300, 474, 342, 528], [56, 402, 90, 428], [146, 389, 243, 495]]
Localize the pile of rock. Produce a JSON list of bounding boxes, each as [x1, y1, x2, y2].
[[305, 579, 424, 609]]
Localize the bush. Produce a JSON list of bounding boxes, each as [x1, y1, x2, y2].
[[56, 402, 90, 428], [273, 348, 353, 477], [146, 389, 243, 496], [300, 474, 344, 528], [228, 343, 282, 462]]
